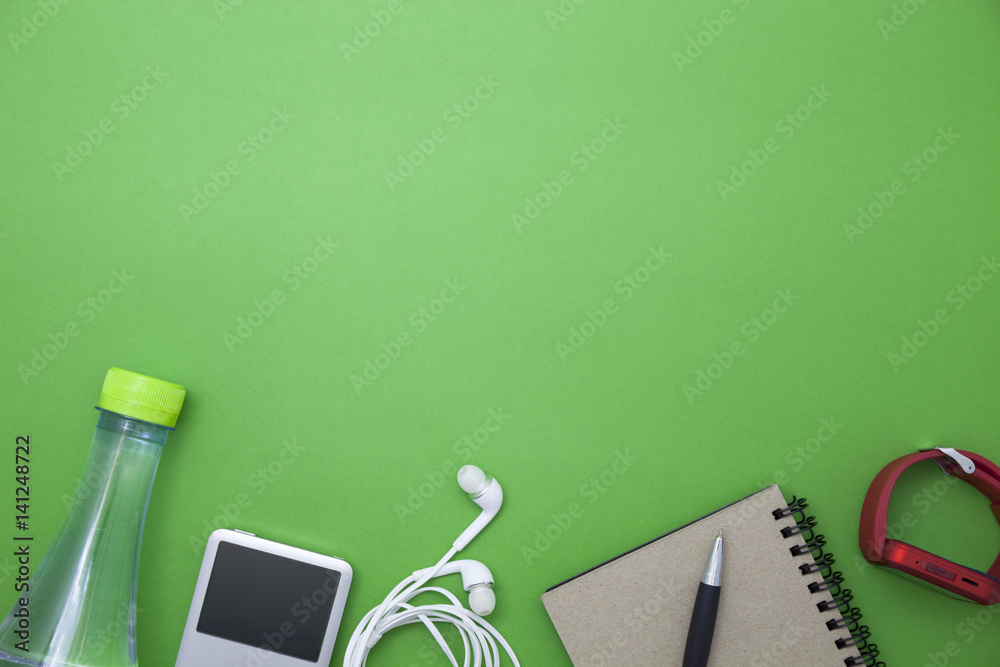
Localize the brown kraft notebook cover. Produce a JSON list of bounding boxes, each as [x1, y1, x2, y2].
[[542, 485, 879, 666]]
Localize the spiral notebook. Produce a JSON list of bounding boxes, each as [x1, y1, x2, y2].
[[541, 485, 882, 666]]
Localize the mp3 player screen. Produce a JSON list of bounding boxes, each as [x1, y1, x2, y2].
[[196, 541, 342, 661]]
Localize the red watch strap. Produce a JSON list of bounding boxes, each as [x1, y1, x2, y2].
[[953, 453, 1000, 579], [860, 449, 1000, 580]]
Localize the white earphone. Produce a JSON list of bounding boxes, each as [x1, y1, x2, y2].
[[342, 464, 519, 667], [454, 465, 504, 550], [412, 559, 496, 616]]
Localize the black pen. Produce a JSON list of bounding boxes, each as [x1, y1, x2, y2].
[[682, 528, 723, 667]]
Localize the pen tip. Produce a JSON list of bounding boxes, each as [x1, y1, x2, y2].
[[718, 527, 724, 538]]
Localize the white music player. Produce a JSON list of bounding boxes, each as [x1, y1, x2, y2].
[[175, 529, 353, 667]]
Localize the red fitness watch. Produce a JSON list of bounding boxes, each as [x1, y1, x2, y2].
[[859, 447, 1000, 605]]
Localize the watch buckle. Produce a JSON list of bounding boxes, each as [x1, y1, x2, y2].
[[921, 446, 976, 475]]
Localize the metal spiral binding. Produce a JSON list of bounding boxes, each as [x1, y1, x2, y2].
[[772, 496, 809, 520], [817, 589, 854, 614], [808, 570, 845, 593], [827, 608, 863, 630], [780, 515, 818, 538], [791, 534, 826, 557], [836, 626, 872, 649], [773, 497, 886, 667], [847, 644, 883, 667], [800, 552, 836, 576]]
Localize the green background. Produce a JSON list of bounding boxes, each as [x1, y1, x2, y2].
[[2, 1, 999, 664]]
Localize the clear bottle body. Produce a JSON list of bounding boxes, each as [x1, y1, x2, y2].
[[0, 409, 170, 666]]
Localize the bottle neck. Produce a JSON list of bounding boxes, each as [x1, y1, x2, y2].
[[95, 408, 172, 444]]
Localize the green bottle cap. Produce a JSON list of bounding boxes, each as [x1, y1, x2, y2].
[[98, 367, 186, 428]]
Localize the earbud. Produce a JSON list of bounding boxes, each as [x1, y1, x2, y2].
[[345, 464, 517, 667], [412, 559, 497, 615], [453, 465, 503, 551]]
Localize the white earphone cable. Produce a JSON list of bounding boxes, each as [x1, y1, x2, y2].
[[344, 466, 521, 667], [343, 544, 519, 666]]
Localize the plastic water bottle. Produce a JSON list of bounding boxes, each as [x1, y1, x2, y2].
[[0, 368, 185, 666]]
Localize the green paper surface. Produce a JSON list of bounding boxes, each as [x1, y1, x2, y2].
[[2, 1, 999, 664]]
